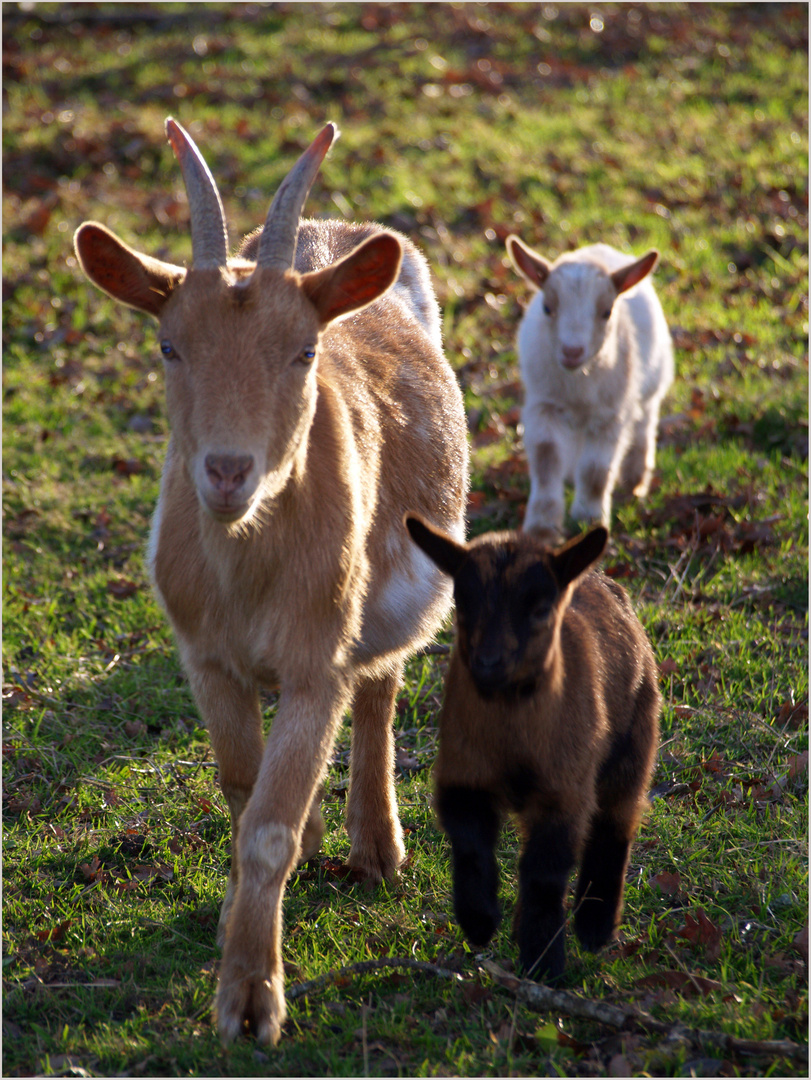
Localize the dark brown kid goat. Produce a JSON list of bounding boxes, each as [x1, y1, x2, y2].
[[404, 518, 660, 981]]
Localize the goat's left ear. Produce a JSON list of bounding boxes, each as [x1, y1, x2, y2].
[[301, 232, 402, 324], [610, 249, 659, 296], [404, 513, 467, 579], [548, 526, 608, 588]]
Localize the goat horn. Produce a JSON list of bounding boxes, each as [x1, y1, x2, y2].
[[255, 123, 338, 271], [165, 117, 228, 270]]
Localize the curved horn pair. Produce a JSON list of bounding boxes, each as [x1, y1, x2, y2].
[[165, 118, 337, 271]]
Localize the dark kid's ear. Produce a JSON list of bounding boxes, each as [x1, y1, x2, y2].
[[547, 526, 608, 588], [505, 234, 552, 290], [300, 232, 402, 324], [404, 514, 467, 579], [74, 222, 185, 318]]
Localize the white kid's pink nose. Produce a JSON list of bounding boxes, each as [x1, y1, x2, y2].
[[561, 345, 585, 368]]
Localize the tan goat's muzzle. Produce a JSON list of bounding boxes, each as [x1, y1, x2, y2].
[[197, 450, 259, 523]]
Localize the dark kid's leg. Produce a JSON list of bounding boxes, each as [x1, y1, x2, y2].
[[516, 817, 575, 981], [574, 811, 635, 952], [436, 786, 501, 946]]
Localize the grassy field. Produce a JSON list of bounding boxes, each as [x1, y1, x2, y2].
[[2, 3, 808, 1076]]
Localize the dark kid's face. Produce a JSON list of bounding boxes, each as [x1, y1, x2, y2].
[[453, 544, 560, 698]]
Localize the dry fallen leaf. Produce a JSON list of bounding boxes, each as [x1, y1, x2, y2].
[[108, 579, 140, 599], [673, 909, 723, 961], [651, 870, 682, 896]]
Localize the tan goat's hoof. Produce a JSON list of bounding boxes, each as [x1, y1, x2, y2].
[[215, 969, 285, 1046], [347, 832, 406, 883]]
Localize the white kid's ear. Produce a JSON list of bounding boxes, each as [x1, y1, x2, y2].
[[610, 249, 659, 296], [506, 235, 552, 290]]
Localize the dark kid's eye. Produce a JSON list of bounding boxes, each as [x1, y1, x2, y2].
[[530, 597, 554, 622], [160, 339, 179, 360]]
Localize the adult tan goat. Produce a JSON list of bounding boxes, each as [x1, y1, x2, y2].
[[74, 119, 468, 1045]]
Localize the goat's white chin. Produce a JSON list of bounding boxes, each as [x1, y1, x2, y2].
[[560, 356, 587, 371]]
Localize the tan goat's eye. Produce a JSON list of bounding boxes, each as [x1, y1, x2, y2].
[[298, 345, 316, 364]]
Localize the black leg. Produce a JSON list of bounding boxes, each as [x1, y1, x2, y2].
[[436, 786, 501, 946], [573, 813, 632, 952], [516, 819, 575, 982], [576, 688, 658, 953]]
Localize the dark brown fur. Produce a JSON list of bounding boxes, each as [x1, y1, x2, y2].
[[405, 518, 660, 982]]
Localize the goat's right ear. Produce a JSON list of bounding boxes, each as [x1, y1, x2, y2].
[[404, 514, 467, 579], [547, 526, 608, 589], [74, 222, 185, 318], [506, 235, 552, 290]]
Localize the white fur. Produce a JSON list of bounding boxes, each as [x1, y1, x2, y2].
[[509, 240, 674, 538], [240, 821, 297, 876], [362, 543, 454, 662]]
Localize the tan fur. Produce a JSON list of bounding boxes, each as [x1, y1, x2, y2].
[[74, 125, 468, 1044]]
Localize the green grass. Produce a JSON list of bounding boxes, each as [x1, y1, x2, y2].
[[3, 3, 807, 1076]]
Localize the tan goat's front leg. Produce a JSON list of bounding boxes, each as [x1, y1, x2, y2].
[[345, 669, 406, 881], [214, 676, 350, 1045], [185, 664, 265, 949]]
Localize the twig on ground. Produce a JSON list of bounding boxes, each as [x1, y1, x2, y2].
[[481, 960, 808, 1064], [287, 954, 807, 1064], [287, 956, 463, 1001]]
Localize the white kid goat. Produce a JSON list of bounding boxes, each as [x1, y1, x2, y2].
[[74, 120, 468, 1045], [506, 238, 674, 541]]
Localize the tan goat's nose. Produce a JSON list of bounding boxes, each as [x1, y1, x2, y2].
[[205, 453, 254, 495]]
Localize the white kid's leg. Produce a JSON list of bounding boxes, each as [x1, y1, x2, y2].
[[622, 396, 664, 498], [571, 426, 628, 527], [523, 412, 571, 541]]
